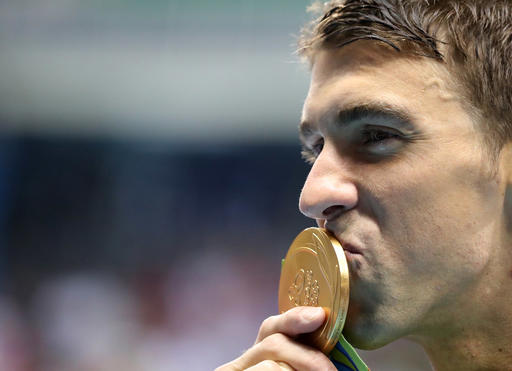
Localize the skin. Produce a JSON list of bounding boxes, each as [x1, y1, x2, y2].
[[217, 42, 512, 371], [216, 306, 336, 371]]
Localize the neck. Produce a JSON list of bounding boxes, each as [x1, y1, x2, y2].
[[421, 320, 512, 371], [412, 254, 512, 371]]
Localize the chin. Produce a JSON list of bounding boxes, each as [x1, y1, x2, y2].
[[343, 315, 400, 350]]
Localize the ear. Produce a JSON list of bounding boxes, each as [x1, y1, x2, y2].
[[505, 184, 512, 235], [501, 143, 512, 232], [503, 143, 512, 184]]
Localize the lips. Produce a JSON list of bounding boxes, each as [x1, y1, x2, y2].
[[329, 232, 363, 255], [339, 241, 363, 256], [322, 224, 364, 255]]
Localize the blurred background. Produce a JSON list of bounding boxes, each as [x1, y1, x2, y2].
[[0, 1, 431, 370]]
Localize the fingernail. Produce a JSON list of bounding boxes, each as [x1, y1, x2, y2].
[[302, 306, 324, 321]]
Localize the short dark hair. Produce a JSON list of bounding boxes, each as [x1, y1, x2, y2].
[[299, 0, 512, 153]]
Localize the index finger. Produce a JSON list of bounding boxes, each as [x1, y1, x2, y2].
[[255, 306, 326, 344]]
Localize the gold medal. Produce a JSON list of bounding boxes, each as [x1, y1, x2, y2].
[[278, 227, 349, 354]]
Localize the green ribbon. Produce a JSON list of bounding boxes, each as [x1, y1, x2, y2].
[[330, 334, 370, 371]]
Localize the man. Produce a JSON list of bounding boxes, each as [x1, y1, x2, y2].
[[217, 0, 512, 370]]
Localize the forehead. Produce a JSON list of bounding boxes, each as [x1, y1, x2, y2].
[[302, 42, 459, 127]]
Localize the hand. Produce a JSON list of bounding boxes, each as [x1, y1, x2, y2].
[[215, 306, 337, 371]]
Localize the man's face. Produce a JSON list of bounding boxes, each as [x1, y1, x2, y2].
[[299, 43, 508, 349]]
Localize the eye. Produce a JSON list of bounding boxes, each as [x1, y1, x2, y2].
[[361, 128, 401, 145], [301, 138, 324, 165], [312, 138, 324, 155], [358, 126, 407, 158]]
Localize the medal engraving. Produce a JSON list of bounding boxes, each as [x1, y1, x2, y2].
[[288, 269, 320, 306]]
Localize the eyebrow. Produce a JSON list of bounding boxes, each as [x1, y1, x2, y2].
[[299, 102, 416, 143]]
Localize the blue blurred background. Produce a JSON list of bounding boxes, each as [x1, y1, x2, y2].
[[0, 1, 431, 370]]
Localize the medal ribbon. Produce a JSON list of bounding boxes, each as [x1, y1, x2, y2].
[[329, 334, 370, 371]]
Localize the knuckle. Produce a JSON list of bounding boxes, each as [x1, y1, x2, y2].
[[283, 308, 307, 328], [260, 315, 278, 332], [257, 315, 280, 341], [261, 332, 288, 351]]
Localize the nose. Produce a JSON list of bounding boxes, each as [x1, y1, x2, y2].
[[299, 147, 358, 222]]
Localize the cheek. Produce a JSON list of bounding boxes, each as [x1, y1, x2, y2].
[[364, 158, 500, 274]]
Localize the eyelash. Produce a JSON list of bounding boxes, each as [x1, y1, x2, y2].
[[301, 128, 401, 165], [361, 128, 401, 145], [301, 140, 323, 165]]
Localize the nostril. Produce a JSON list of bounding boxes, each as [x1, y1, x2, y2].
[[322, 205, 345, 219]]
